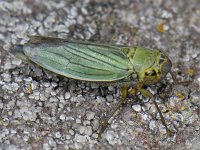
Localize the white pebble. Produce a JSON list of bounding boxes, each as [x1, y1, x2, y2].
[[51, 82, 58, 87], [31, 81, 38, 90], [86, 111, 95, 120], [108, 86, 115, 92], [4, 62, 12, 70], [81, 7, 88, 15], [69, 129, 75, 135], [105, 130, 119, 145], [24, 77, 32, 82], [149, 120, 156, 130], [90, 83, 99, 89], [84, 126, 92, 136], [12, 58, 22, 65], [106, 95, 113, 102], [65, 92, 71, 100], [10, 83, 20, 91], [92, 133, 98, 138], [28, 94, 35, 99], [83, 120, 90, 126], [33, 91, 40, 96], [55, 132, 61, 138], [51, 91, 57, 96], [0, 100, 3, 109], [66, 134, 71, 140], [78, 126, 85, 134], [15, 77, 22, 82], [1, 73, 11, 82], [74, 142, 82, 149], [59, 114, 66, 121], [0, 81, 5, 85], [96, 96, 106, 103], [159, 125, 167, 134], [49, 97, 59, 102], [8, 111, 13, 116], [6, 100, 15, 109], [140, 113, 148, 120], [43, 82, 50, 87], [40, 94, 47, 101], [76, 118, 82, 124], [43, 143, 50, 150], [48, 137, 57, 148], [75, 133, 87, 143], [132, 104, 142, 112], [20, 106, 29, 114]]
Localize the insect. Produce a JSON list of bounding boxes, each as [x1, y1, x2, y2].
[[10, 36, 189, 137]]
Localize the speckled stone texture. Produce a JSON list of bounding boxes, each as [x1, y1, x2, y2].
[[0, 0, 200, 149]]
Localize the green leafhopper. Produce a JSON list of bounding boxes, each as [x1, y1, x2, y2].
[[10, 36, 172, 84], [10, 36, 188, 137]]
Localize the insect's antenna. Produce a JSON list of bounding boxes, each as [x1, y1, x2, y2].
[[169, 70, 192, 86], [169, 71, 178, 85]]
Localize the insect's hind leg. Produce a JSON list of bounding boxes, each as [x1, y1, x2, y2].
[[98, 86, 128, 139]]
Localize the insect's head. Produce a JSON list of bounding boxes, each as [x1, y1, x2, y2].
[[132, 48, 172, 85]]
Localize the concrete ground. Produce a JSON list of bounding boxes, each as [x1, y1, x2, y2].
[[0, 0, 200, 149]]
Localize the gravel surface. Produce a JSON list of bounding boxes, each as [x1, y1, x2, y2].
[[0, 0, 200, 149]]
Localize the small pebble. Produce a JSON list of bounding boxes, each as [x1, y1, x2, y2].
[[108, 86, 115, 92], [159, 125, 167, 134], [76, 118, 82, 124], [55, 131, 61, 138], [84, 126, 93, 136], [59, 114, 66, 121], [65, 92, 71, 100], [90, 83, 99, 89], [78, 126, 85, 134], [4, 62, 12, 70], [66, 134, 71, 140], [51, 82, 58, 87], [149, 120, 156, 130], [105, 130, 119, 145], [86, 111, 95, 120], [12, 58, 22, 65], [49, 97, 59, 102], [106, 95, 113, 102], [1, 73, 11, 82], [92, 133, 98, 139], [132, 104, 142, 112], [69, 129, 75, 135], [43, 82, 50, 87], [51, 91, 57, 96], [24, 77, 32, 82], [74, 142, 82, 149], [75, 133, 87, 143]]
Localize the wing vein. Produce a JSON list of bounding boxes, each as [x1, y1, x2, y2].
[[64, 45, 128, 71]]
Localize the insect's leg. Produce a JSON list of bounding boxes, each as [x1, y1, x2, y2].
[[129, 87, 137, 96], [98, 86, 128, 139], [137, 83, 173, 135]]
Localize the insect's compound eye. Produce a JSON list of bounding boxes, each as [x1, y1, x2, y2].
[[145, 70, 156, 76], [151, 70, 156, 76]]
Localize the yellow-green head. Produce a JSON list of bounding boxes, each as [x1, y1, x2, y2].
[[130, 47, 172, 85]]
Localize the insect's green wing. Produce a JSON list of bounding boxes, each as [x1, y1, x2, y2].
[[23, 36, 134, 81]]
